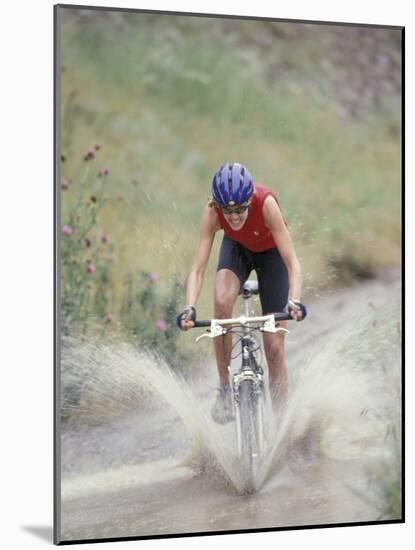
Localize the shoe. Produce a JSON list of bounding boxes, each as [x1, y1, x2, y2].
[[211, 384, 234, 424]]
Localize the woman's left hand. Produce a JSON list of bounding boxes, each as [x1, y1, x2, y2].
[[288, 299, 307, 321]]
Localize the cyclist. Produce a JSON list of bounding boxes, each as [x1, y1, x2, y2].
[[177, 162, 306, 423]]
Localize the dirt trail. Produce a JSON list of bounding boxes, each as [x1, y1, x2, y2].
[[59, 268, 402, 542]]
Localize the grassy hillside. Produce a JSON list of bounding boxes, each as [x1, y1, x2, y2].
[[58, 9, 401, 357]]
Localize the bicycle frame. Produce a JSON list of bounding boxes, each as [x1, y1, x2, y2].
[[233, 288, 266, 458], [193, 282, 291, 492]]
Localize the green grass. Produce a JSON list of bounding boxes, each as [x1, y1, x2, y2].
[[59, 10, 401, 335]]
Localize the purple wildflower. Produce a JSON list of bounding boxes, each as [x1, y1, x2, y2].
[[148, 272, 159, 283], [62, 225, 73, 236], [84, 149, 96, 161], [155, 319, 168, 332], [87, 263, 96, 274], [98, 166, 110, 177]]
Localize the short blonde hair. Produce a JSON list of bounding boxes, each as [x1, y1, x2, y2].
[[207, 197, 219, 208]]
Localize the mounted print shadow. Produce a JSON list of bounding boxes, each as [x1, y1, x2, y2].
[[54, 4, 404, 545]]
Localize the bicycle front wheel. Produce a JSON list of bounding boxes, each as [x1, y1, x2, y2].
[[238, 379, 262, 494]]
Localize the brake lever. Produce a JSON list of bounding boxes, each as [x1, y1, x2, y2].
[[195, 332, 212, 342], [195, 321, 227, 342], [261, 316, 290, 334]]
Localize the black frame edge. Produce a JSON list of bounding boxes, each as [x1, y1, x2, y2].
[[53, 3, 62, 546], [56, 519, 404, 545], [401, 26, 405, 524]]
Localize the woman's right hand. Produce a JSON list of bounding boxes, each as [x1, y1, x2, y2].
[[180, 319, 195, 331], [176, 306, 196, 331]]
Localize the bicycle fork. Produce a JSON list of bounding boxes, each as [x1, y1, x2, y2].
[[233, 344, 265, 458]]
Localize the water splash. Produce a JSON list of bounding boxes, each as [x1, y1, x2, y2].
[[61, 337, 245, 492], [60, 294, 401, 501], [257, 298, 401, 494]]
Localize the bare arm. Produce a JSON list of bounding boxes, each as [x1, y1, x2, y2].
[[185, 205, 219, 307], [263, 195, 302, 302]]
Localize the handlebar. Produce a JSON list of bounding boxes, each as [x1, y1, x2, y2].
[[191, 312, 292, 341], [193, 312, 292, 328]]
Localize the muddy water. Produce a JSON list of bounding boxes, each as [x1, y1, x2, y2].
[[59, 269, 401, 542]]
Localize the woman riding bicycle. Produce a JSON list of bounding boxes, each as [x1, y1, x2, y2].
[[177, 162, 306, 423]]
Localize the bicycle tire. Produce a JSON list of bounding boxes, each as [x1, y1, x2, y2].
[[238, 379, 261, 494]]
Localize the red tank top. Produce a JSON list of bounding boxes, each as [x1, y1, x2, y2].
[[215, 183, 283, 252]]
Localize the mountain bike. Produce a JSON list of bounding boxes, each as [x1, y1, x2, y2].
[[192, 279, 292, 493]]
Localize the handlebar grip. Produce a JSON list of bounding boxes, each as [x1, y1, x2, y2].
[[193, 320, 212, 327], [273, 312, 293, 322]]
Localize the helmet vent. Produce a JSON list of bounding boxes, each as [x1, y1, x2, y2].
[[239, 165, 245, 190], [228, 163, 233, 196]]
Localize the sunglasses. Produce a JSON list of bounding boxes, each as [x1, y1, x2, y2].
[[220, 203, 250, 215]]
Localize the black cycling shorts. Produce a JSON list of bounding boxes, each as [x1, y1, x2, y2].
[[217, 236, 289, 314]]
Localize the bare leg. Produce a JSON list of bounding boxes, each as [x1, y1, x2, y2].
[[263, 323, 288, 413], [213, 269, 241, 385]]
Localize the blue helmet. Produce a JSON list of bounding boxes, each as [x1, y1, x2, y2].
[[212, 163, 254, 207]]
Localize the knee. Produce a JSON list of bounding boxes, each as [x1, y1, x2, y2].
[[214, 291, 234, 318], [264, 337, 285, 365]]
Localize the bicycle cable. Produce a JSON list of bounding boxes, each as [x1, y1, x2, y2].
[[227, 326, 263, 362]]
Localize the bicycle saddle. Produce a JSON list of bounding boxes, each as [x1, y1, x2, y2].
[[242, 280, 259, 296]]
